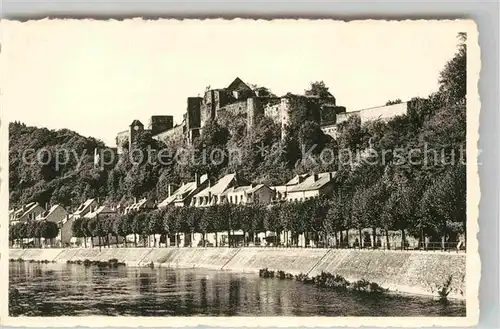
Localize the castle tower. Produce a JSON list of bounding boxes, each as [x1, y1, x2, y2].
[[129, 120, 144, 151], [149, 116, 173, 135], [201, 90, 216, 128], [246, 97, 263, 129], [186, 97, 202, 142], [280, 98, 291, 139]]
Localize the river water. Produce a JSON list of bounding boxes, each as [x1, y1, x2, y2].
[[9, 262, 465, 317]]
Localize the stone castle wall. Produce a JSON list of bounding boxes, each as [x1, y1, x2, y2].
[[337, 102, 408, 125], [116, 90, 409, 151], [152, 125, 185, 146], [116, 130, 128, 154]]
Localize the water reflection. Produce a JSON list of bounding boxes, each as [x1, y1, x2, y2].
[[9, 262, 465, 317]]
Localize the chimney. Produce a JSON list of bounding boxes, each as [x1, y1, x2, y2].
[[313, 173, 319, 181], [195, 173, 200, 187], [134, 197, 137, 204], [168, 184, 172, 197], [329, 172, 334, 181]]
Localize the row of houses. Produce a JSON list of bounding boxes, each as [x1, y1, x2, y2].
[[158, 171, 336, 209], [9, 196, 153, 247], [9, 171, 336, 248]]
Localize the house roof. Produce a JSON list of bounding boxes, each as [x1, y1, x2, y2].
[[272, 185, 289, 193], [135, 198, 148, 208], [13, 202, 34, 216], [74, 198, 96, 215], [37, 205, 65, 220], [84, 205, 115, 219], [13, 202, 42, 220], [125, 198, 155, 212], [223, 184, 271, 196], [158, 182, 195, 208], [130, 120, 144, 127], [286, 174, 310, 186], [158, 174, 209, 208], [247, 184, 270, 194], [222, 185, 250, 195], [226, 77, 253, 93], [194, 173, 250, 198], [287, 172, 336, 193]]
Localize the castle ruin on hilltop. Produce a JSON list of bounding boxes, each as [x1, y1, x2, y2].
[[116, 77, 409, 153]]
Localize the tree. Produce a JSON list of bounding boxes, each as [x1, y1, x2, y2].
[[337, 115, 363, 159], [9, 122, 107, 210], [146, 210, 164, 247], [86, 218, 98, 248], [237, 205, 253, 247], [310, 198, 326, 247], [9, 225, 17, 247], [101, 215, 116, 247], [132, 212, 147, 247], [438, 33, 466, 104], [71, 217, 87, 248], [298, 121, 327, 156], [420, 165, 466, 250], [264, 204, 281, 246], [180, 207, 199, 247], [99, 215, 113, 247], [205, 205, 221, 247], [40, 221, 59, 247], [246, 204, 264, 245], [351, 188, 367, 248], [15, 222, 27, 248], [383, 173, 420, 250], [164, 207, 181, 247], [363, 181, 387, 248], [197, 208, 211, 247], [304, 81, 332, 99], [116, 215, 130, 247], [251, 85, 277, 98], [386, 99, 402, 106], [29, 221, 43, 248], [192, 120, 230, 178]]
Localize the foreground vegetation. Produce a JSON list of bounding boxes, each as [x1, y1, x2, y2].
[[66, 258, 126, 268], [259, 269, 387, 294], [9, 221, 59, 248]]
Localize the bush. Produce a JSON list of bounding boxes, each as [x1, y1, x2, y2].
[[438, 275, 453, 301], [351, 279, 387, 294], [259, 268, 275, 278], [313, 272, 350, 290]]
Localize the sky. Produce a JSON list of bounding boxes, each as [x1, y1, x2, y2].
[[2, 19, 463, 146]]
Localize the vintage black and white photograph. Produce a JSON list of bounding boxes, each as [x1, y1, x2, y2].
[[1, 19, 479, 326]]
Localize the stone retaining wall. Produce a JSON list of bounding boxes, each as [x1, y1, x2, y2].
[[138, 248, 240, 269], [222, 248, 327, 274], [9, 247, 465, 299]]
